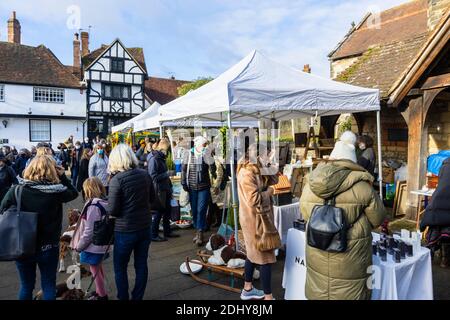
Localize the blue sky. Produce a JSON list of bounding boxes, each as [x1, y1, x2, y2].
[[0, 0, 406, 80]]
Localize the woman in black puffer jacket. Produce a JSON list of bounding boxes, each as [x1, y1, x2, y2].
[[0, 155, 78, 300], [147, 138, 179, 242], [107, 144, 154, 300]]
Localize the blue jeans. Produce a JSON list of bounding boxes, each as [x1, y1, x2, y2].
[[15, 246, 59, 300], [113, 227, 151, 300], [71, 166, 79, 186], [189, 189, 210, 232]]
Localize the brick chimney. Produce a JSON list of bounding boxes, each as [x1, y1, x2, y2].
[[7, 11, 21, 44], [73, 33, 81, 76], [81, 31, 89, 56], [428, 0, 450, 31], [303, 64, 311, 73]]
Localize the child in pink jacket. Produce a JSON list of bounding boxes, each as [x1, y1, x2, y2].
[[72, 177, 110, 300]]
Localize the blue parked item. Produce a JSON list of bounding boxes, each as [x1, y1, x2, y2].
[[217, 188, 234, 241], [427, 150, 450, 175]]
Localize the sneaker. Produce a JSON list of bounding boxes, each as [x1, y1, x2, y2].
[[151, 236, 168, 242], [165, 233, 180, 238], [240, 287, 265, 300]]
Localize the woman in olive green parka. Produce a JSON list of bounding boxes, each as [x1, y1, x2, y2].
[[300, 132, 386, 300]]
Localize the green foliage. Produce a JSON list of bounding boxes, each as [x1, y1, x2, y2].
[[339, 118, 353, 133], [166, 151, 175, 170], [336, 47, 380, 82], [177, 77, 214, 96]]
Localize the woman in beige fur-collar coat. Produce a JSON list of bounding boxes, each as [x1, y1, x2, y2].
[[237, 144, 278, 300]]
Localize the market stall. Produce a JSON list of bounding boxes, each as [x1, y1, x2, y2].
[[111, 101, 162, 133], [158, 50, 382, 250]]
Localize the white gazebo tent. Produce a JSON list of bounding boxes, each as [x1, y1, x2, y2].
[[111, 101, 162, 133], [159, 50, 382, 249]]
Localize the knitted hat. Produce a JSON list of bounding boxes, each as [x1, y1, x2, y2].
[[330, 131, 357, 163], [194, 136, 208, 148]]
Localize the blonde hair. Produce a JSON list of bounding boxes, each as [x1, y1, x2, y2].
[[36, 147, 52, 156], [108, 143, 138, 173], [155, 138, 170, 152], [23, 155, 60, 183], [83, 177, 106, 200]]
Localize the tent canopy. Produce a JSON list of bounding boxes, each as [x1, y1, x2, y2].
[[132, 102, 161, 132], [112, 102, 161, 133], [160, 50, 380, 123], [134, 102, 258, 131]]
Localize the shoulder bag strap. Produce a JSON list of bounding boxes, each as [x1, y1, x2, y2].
[[91, 202, 107, 216], [14, 185, 23, 212]]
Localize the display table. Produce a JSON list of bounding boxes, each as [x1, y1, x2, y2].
[[371, 233, 433, 300], [282, 229, 434, 300], [273, 201, 301, 246], [410, 189, 435, 229]]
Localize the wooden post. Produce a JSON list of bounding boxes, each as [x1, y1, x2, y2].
[[404, 96, 424, 219], [404, 88, 444, 220]]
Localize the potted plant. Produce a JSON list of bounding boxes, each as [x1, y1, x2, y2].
[[166, 151, 176, 176]]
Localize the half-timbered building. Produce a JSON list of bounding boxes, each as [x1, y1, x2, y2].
[[78, 35, 148, 138]]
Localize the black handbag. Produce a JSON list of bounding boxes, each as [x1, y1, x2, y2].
[[92, 203, 115, 246], [0, 186, 38, 261], [307, 197, 362, 253]]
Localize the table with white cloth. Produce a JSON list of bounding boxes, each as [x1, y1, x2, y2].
[[273, 201, 301, 246], [371, 232, 433, 300], [282, 229, 434, 300]]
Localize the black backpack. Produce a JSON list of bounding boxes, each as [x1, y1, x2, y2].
[[91, 202, 115, 246], [307, 197, 362, 253]]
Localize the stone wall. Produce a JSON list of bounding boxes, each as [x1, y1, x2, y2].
[[330, 56, 360, 79], [359, 108, 408, 163]]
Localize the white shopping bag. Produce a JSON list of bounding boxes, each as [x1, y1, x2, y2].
[[179, 188, 189, 207]]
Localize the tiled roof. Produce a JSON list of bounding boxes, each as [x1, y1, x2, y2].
[[330, 0, 429, 60], [82, 44, 147, 73], [0, 41, 81, 88], [335, 34, 429, 98], [144, 76, 190, 104]]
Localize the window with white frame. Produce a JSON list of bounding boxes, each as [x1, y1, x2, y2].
[[33, 87, 65, 103], [29, 119, 51, 142], [0, 85, 4, 102]]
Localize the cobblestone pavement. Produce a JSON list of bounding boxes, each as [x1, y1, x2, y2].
[[0, 195, 448, 300]]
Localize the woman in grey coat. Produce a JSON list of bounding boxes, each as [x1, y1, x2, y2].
[[88, 144, 109, 190]]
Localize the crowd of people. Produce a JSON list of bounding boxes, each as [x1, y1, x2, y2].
[[0, 129, 447, 301]]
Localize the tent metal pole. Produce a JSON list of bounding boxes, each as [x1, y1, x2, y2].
[[159, 123, 163, 139], [376, 111, 383, 199], [227, 111, 240, 252]]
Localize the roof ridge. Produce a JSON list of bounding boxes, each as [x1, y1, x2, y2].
[[147, 76, 189, 82], [380, 0, 426, 15], [357, 7, 427, 32]]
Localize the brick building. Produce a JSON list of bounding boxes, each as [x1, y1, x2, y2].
[[329, 0, 450, 217]]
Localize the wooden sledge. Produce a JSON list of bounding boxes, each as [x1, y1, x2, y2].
[[185, 250, 244, 293]]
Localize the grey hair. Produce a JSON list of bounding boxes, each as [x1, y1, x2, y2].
[[108, 143, 139, 173]]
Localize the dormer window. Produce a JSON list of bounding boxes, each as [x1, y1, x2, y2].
[[111, 58, 125, 73]]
